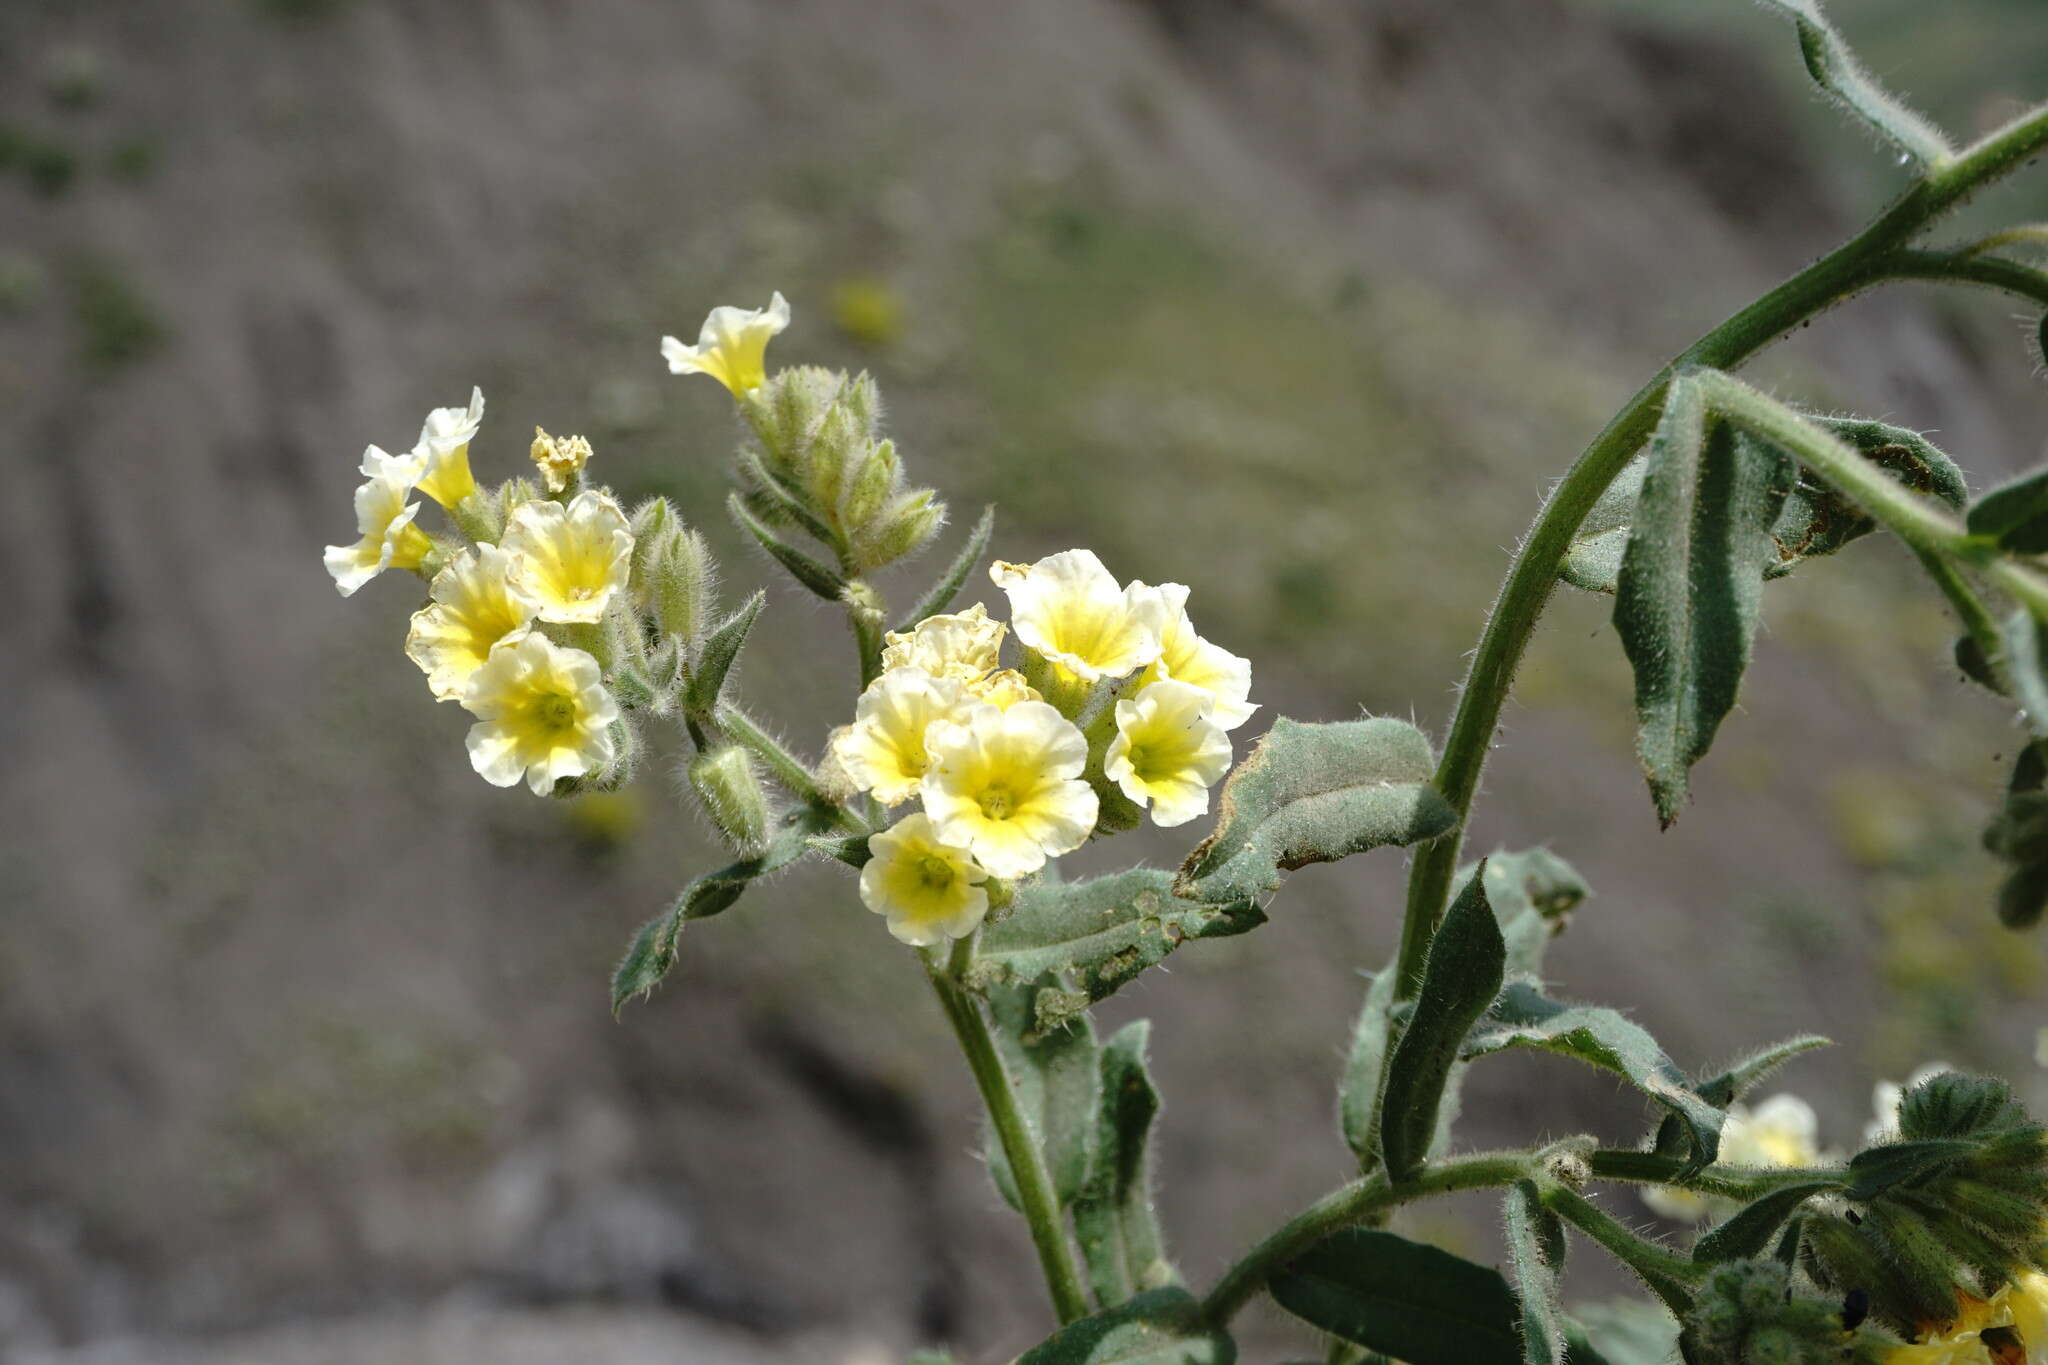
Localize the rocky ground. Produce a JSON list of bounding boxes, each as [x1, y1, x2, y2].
[[3, 0, 2046, 1360]]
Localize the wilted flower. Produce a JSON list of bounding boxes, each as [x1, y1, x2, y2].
[[1105, 680, 1233, 828], [859, 813, 990, 946], [405, 545, 543, 701], [922, 701, 1097, 879], [324, 447, 433, 596], [969, 669, 1042, 711], [661, 292, 791, 396], [991, 549, 1167, 683], [880, 603, 1005, 683], [830, 668, 973, 805], [460, 630, 619, 795], [530, 426, 593, 494], [500, 490, 634, 624]]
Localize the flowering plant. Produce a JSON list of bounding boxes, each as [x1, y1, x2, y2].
[[325, 6, 2048, 1362]]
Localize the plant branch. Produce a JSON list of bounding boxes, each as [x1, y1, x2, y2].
[[924, 937, 1091, 1326], [1884, 248, 2048, 309]]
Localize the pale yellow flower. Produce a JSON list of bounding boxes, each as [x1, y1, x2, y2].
[[412, 387, 485, 509], [991, 549, 1166, 683], [405, 545, 542, 701], [324, 447, 432, 596], [880, 603, 1004, 682], [922, 700, 1097, 879], [500, 490, 634, 624], [1136, 582, 1256, 730], [969, 669, 1042, 711], [1105, 680, 1233, 828], [530, 426, 593, 494], [1642, 1093, 1820, 1222], [858, 813, 990, 946], [830, 669, 973, 805], [661, 292, 791, 395], [461, 630, 619, 795], [1885, 1294, 2002, 1365], [1997, 1273, 2048, 1362]]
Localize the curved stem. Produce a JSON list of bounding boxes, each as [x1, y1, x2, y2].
[[1392, 100, 2048, 999], [1886, 248, 2048, 309], [924, 937, 1091, 1325]]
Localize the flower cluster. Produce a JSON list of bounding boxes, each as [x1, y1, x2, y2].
[[836, 549, 1254, 945]]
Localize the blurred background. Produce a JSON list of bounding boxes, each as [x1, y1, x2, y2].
[[5, 0, 2048, 1361]]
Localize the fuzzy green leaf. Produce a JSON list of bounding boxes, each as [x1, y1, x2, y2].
[[1379, 867, 1506, 1180], [610, 804, 835, 1012], [1268, 1228, 1523, 1365], [1694, 1034, 1833, 1108], [1465, 982, 1723, 1168], [1017, 1287, 1235, 1365], [727, 490, 849, 600], [1754, 0, 1953, 166], [805, 833, 873, 868], [897, 503, 995, 629], [1074, 1021, 1176, 1309], [2002, 609, 2048, 740], [1338, 967, 1399, 1165], [987, 979, 1100, 1211], [737, 449, 841, 548], [1691, 1182, 1840, 1265], [1968, 466, 2048, 553], [1561, 459, 1646, 595], [969, 870, 1265, 1031], [1614, 387, 1795, 827], [1465, 847, 1591, 979], [1506, 1180, 1570, 1365], [1897, 1071, 2030, 1141], [1174, 717, 1457, 907], [685, 589, 765, 716]]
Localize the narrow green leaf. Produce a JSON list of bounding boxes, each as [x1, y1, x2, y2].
[[1694, 1034, 1832, 1108], [1017, 1287, 1235, 1365], [1380, 866, 1506, 1180], [1844, 1138, 1979, 1199], [1896, 1071, 2030, 1141], [896, 503, 995, 629], [1464, 982, 1723, 1168], [969, 870, 1264, 1030], [1267, 1228, 1523, 1365], [1968, 466, 2048, 553], [727, 490, 849, 600], [1338, 967, 1398, 1165], [1466, 847, 1591, 980], [1691, 1182, 1840, 1264], [1505, 1180, 1569, 1365], [610, 804, 833, 1012], [806, 833, 873, 868], [2002, 608, 2048, 740], [685, 589, 766, 716], [1074, 1021, 1176, 1309], [1615, 387, 1795, 827], [1174, 717, 1458, 907], [987, 979, 1100, 1211], [737, 448, 842, 549], [1754, 0, 1953, 166]]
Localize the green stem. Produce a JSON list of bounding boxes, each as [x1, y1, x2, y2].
[[924, 937, 1091, 1326], [1545, 1187, 1704, 1313], [1200, 1152, 1534, 1327], [1391, 100, 2048, 1000], [1585, 1148, 1848, 1199], [1915, 548, 2009, 692], [713, 704, 866, 831], [1887, 248, 2048, 309]]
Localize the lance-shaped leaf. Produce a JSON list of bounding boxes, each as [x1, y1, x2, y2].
[[1074, 1021, 1175, 1309], [1017, 1287, 1235, 1365], [1695, 1034, 1833, 1108], [611, 804, 837, 1012], [1174, 717, 1457, 907], [684, 589, 765, 716], [727, 490, 849, 600], [1614, 384, 1795, 828], [1461, 847, 1591, 980], [1691, 1182, 1841, 1265], [1268, 1228, 1523, 1365], [1379, 867, 1505, 1180], [1464, 982, 1723, 1169], [1966, 466, 2048, 554], [1506, 1180, 1570, 1365], [896, 503, 995, 629], [967, 870, 1264, 1031], [1754, 0, 1952, 167], [1337, 967, 1399, 1165], [987, 978, 1100, 1211]]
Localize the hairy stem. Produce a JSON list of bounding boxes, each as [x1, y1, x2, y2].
[[924, 937, 1091, 1325], [1391, 100, 2048, 1000], [1545, 1187, 1703, 1314]]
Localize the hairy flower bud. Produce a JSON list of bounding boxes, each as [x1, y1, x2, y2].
[[688, 745, 773, 855], [1686, 1260, 1890, 1365]]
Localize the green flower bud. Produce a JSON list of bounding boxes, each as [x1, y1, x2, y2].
[[853, 490, 945, 571], [651, 526, 718, 655], [1686, 1259, 1891, 1365], [841, 438, 900, 532], [688, 745, 773, 855], [743, 364, 843, 480]]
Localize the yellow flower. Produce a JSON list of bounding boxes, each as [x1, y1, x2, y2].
[[461, 629, 620, 795], [1997, 1273, 2048, 1362], [500, 490, 634, 624], [1136, 582, 1256, 730], [990, 549, 1167, 683], [1642, 1094, 1819, 1222], [530, 426, 593, 494], [1105, 680, 1233, 828], [858, 813, 989, 946], [1885, 1295, 2002, 1365], [323, 447, 432, 596], [880, 603, 1004, 682], [405, 545, 542, 701], [969, 669, 1042, 711], [922, 700, 1097, 879], [661, 292, 791, 395], [411, 387, 485, 510], [830, 668, 973, 805]]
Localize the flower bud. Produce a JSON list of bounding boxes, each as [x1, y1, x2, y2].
[[743, 365, 842, 480], [1686, 1260, 1890, 1365], [853, 490, 944, 571], [650, 526, 718, 653], [841, 438, 899, 531], [688, 745, 774, 855]]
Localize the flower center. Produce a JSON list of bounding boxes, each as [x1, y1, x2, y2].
[[532, 692, 577, 733], [1125, 743, 1161, 782], [978, 786, 1015, 820], [917, 855, 956, 891]]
